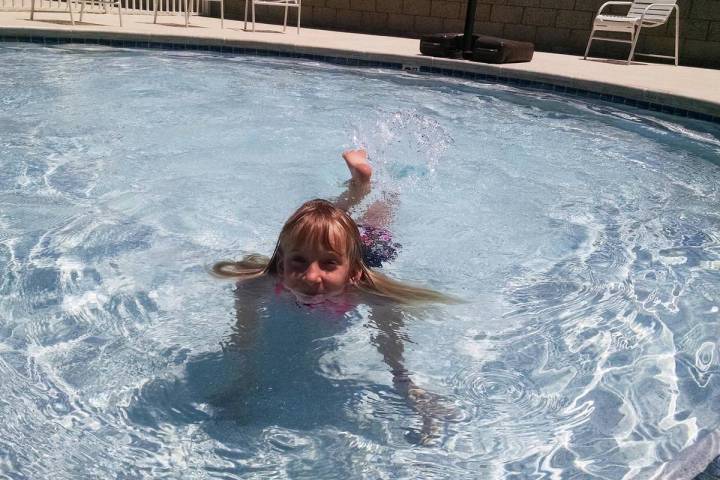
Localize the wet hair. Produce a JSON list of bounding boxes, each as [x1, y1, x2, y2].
[[212, 199, 452, 304]]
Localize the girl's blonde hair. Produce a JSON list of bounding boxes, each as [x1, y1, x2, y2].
[[212, 199, 452, 304]]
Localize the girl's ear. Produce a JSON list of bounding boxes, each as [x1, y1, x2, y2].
[[349, 268, 362, 285]]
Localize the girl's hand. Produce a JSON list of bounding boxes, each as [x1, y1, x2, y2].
[[406, 387, 461, 446]]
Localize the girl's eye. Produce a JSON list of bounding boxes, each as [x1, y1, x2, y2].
[[290, 256, 306, 264]]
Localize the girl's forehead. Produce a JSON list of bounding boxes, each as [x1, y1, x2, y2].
[[283, 224, 350, 254], [286, 244, 348, 258]]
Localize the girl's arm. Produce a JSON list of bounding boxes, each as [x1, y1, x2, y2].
[[368, 305, 454, 444], [224, 279, 264, 352]]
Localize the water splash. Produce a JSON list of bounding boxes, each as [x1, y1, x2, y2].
[[348, 109, 453, 188]]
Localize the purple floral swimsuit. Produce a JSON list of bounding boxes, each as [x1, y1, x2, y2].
[[358, 224, 401, 268]]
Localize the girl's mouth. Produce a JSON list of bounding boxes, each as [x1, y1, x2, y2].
[[291, 291, 330, 305]]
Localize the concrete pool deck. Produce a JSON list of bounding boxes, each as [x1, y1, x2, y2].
[[1, 10, 719, 120]]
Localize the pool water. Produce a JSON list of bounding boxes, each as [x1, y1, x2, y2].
[[1, 42, 720, 479]]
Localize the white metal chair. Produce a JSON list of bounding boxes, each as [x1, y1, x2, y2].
[[153, 0, 189, 27], [244, 0, 301, 34], [79, 0, 122, 25], [583, 0, 679, 65], [153, 0, 222, 28], [30, 0, 122, 26]]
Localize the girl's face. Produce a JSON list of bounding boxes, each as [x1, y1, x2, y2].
[[280, 243, 355, 305]]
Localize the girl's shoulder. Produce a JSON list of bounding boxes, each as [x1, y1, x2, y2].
[[233, 275, 275, 296]]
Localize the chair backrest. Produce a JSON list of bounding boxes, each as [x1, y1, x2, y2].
[[627, 0, 676, 24]]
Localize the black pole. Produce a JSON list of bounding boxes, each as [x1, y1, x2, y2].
[[462, 0, 478, 52]]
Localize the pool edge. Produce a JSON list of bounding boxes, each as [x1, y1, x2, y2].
[[1, 25, 719, 125]]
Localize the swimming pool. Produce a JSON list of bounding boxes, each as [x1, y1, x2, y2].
[[2, 41, 720, 478]]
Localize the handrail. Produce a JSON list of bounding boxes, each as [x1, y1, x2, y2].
[[596, 1, 632, 16], [0, 0, 199, 14]]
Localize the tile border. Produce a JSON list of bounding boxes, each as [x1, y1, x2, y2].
[[1, 31, 719, 125]]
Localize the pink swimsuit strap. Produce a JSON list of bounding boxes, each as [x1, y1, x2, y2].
[[274, 281, 354, 315]]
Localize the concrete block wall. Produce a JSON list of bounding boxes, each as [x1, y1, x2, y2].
[[221, 0, 720, 68]]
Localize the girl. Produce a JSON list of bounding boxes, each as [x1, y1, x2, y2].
[[213, 149, 449, 306], [213, 149, 456, 443]]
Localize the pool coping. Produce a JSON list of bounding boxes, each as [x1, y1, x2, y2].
[[1, 20, 720, 125]]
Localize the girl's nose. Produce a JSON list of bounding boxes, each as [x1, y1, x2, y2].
[[304, 262, 323, 283]]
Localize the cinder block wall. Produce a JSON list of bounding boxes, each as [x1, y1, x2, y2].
[[223, 0, 720, 68]]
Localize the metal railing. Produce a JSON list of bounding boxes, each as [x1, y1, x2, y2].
[[0, 0, 200, 15]]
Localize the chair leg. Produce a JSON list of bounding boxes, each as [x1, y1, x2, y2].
[[296, 3, 300, 34], [117, 0, 122, 26], [69, 0, 75, 25], [153, 0, 158, 24], [673, 5, 679, 66], [283, 2, 288, 32], [244, 0, 248, 30], [252, 0, 255, 31], [79, 0, 84, 22], [30, 0, 35, 20], [583, 28, 595, 59], [220, 0, 223, 28], [627, 25, 641, 65], [184, 0, 188, 27]]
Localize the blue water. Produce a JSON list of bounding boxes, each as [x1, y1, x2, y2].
[[1, 42, 720, 479]]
